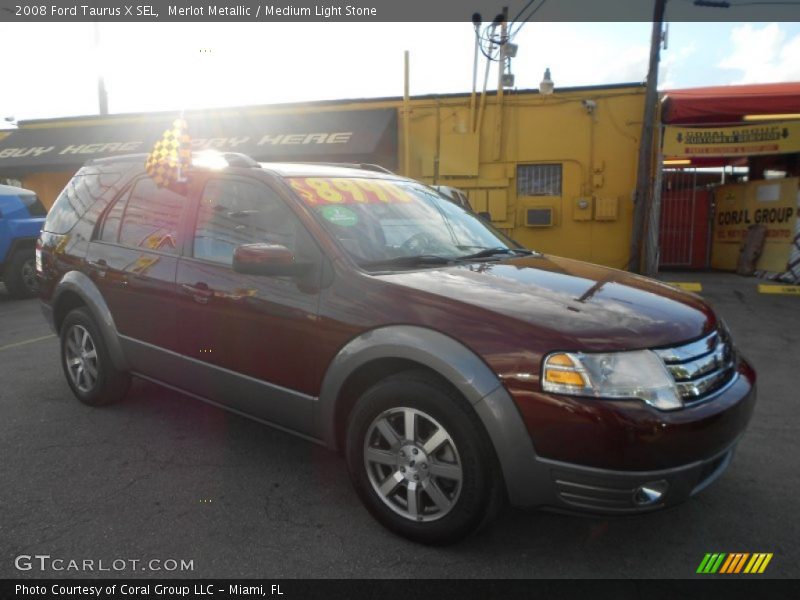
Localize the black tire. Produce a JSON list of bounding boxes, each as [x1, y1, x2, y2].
[[60, 307, 130, 406], [3, 249, 39, 299], [345, 369, 501, 545]]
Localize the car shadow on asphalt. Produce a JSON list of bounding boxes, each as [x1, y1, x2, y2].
[[103, 377, 749, 578]]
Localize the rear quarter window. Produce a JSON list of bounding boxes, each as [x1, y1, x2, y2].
[[44, 170, 123, 234]]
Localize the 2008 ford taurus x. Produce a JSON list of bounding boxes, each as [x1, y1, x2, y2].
[[38, 155, 756, 544]]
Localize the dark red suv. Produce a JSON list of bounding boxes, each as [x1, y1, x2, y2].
[[38, 154, 756, 544]]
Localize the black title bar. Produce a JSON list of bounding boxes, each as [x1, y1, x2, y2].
[[1, 0, 799, 22]]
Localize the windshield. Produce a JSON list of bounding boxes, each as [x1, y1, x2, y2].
[[287, 176, 523, 269]]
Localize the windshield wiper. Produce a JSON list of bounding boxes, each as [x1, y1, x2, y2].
[[458, 247, 533, 260], [360, 255, 455, 270]]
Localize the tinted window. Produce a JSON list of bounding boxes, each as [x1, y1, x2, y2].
[[97, 188, 131, 243], [193, 178, 303, 265], [44, 171, 123, 234], [118, 178, 183, 254], [20, 193, 47, 217]]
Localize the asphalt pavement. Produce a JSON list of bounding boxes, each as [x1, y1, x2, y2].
[[1, 272, 798, 579]]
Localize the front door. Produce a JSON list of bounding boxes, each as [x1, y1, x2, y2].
[[174, 175, 323, 435]]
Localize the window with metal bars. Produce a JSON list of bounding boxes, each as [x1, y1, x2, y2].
[[517, 164, 562, 197]]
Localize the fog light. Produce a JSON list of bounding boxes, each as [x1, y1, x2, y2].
[[633, 481, 669, 506]]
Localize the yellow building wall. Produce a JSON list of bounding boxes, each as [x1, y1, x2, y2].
[[22, 171, 74, 209], [400, 86, 644, 269], [711, 178, 799, 272]]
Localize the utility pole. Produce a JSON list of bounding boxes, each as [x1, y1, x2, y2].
[[94, 22, 109, 115], [628, 0, 667, 273], [493, 6, 508, 161]]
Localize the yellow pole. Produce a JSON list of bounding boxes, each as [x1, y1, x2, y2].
[[469, 34, 478, 132], [475, 43, 492, 135], [493, 8, 508, 160], [404, 50, 411, 176]]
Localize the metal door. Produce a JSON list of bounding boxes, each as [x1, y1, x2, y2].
[[659, 169, 711, 269]]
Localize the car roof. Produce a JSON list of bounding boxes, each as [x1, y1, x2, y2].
[[258, 162, 399, 180], [85, 154, 401, 181], [0, 184, 35, 197]]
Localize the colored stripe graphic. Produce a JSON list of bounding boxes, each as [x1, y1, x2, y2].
[[719, 554, 735, 573], [734, 553, 750, 573], [697, 553, 727, 573], [700, 553, 773, 574], [721, 553, 749, 573]]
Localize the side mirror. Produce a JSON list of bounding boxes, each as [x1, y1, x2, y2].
[[233, 243, 311, 277]]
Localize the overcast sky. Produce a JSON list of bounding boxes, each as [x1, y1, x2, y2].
[[1, 21, 799, 126]]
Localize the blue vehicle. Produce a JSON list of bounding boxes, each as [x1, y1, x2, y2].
[[0, 184, 46, 298]]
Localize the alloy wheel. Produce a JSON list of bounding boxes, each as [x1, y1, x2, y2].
[[363, 407, 462, 522], [65, 325, 99, 393]]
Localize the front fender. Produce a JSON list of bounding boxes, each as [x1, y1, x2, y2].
[[316, 325, 549, 507], [51, 271, 129, 371]]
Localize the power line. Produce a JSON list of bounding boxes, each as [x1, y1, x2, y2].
[[510, 0, 549, 39]]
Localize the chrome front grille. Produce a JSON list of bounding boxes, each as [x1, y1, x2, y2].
[[653, 330, 735, 402]]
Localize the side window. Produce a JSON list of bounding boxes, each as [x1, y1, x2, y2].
[[118, 178, 183, 254], [193, 179, 306, 266], [97, 188, 131, 243]]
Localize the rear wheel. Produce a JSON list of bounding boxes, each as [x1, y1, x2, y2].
[[3, 249, 39, 299], [345, 370, 500, 544], [60, 308, 130, 406]]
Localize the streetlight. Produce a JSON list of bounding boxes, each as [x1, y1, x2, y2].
[[539, 68, 554, 95]]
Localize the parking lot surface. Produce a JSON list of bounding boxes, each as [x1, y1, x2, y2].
[[1, 272, 798, 579]]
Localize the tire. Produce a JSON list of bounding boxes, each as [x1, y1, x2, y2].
[[3, 249, 39, 299], [345, 369, 501, 545], [60, 307, 130, 406]]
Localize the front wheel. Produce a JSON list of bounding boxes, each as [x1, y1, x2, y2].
[[60, 308, 130, 406], [345, 370, 501, 544]]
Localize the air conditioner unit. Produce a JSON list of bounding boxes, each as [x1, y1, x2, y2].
[[525, 207, 554, 227]]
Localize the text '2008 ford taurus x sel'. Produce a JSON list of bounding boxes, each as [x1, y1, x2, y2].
[[38, 155, 756, 544]]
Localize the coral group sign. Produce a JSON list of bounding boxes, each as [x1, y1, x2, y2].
[[664, 121, 800, 158], [712, 177, 799, 272]]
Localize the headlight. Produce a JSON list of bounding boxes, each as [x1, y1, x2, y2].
[[542, 350, 682, 411]]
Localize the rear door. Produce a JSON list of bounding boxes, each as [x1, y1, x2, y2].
[[173, 174, 324, 434], [86, 176, 186, 367]]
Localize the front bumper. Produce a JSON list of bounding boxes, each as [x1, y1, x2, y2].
[[481, 360, 755, 513], [535, 440, 737, 514]]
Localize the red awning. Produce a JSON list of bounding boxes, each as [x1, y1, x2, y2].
[[661, 82, 800, 125]]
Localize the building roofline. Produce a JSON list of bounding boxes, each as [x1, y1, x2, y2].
[[16, 82, 646, 128]]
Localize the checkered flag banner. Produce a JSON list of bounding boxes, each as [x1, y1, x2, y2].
[[144, 118, 192, 188]]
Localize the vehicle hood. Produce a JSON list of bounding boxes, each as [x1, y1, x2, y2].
[[375, 254, 716, 351]]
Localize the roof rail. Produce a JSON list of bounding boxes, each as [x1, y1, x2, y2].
[[85, 153, 149, 165], [357, 163, 394, 174], [306, 162, 395, 174], [219, 152, 261, 168], [85, 151, 261, 169], [86, 154, 389, 173]]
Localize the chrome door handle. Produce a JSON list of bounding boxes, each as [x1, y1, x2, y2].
[[87, 259, 108, 270], [182, 283, 213, 303]]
